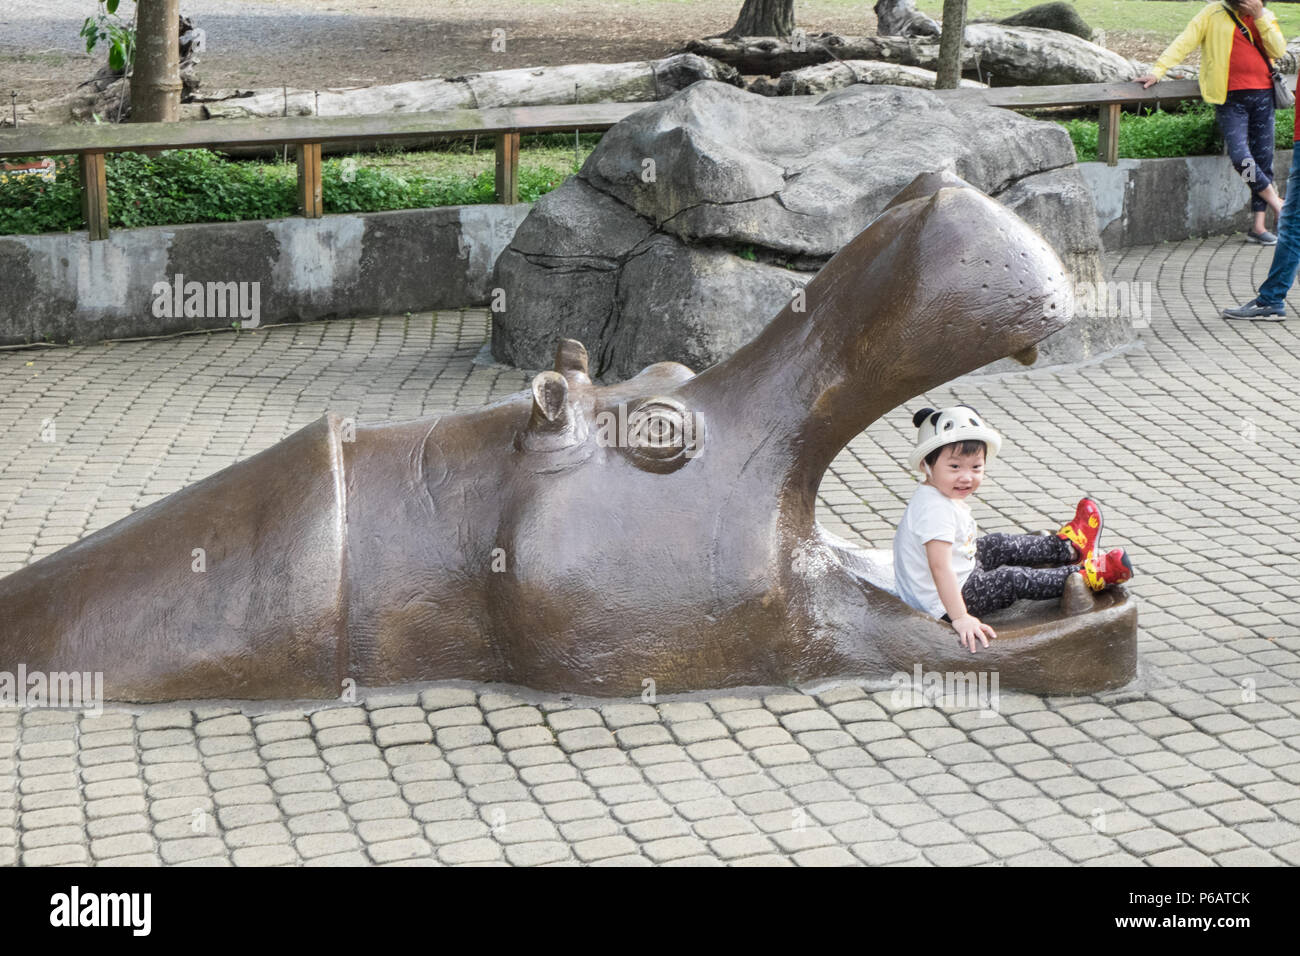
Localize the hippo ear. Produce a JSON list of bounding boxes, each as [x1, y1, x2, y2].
[[519, 370, 590, 454], [912, 407, 936, 428], [554, 339, 591, 383], [530, 371, 569, 425]]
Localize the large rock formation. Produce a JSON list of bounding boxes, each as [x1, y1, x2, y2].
[[993, 3, 1096, 42], [492, 82, 1122, 381], [875, 0, 940, 38]]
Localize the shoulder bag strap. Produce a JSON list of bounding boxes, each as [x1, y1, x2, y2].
[[1223, 3, 1278, 72]]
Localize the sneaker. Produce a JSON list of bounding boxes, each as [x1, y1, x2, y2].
[[1082, 548, 1133, 592], [1247, 229, 1278, 245], [1222, 298, 1286, 321], [1057, 497, 1103, 562]]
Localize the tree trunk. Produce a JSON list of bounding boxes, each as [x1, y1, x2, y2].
[[131, 0, 182, 122], [724, 0, 796, 38], [935, 0, 967, 89]]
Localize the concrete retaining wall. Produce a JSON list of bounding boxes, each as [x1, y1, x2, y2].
[[0, 204, 530, 346], [1078, 149, 1292, 250]]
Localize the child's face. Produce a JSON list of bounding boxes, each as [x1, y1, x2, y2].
[[925, 445, 985, 501]]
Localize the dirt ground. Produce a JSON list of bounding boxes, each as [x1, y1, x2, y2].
[[0, 0, 1169, 111]]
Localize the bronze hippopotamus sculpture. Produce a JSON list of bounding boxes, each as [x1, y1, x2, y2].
[[0, 172, 1136, 702]]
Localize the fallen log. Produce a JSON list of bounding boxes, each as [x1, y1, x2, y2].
[[202, 54, 740, 120], [748, 59, 986, 96]]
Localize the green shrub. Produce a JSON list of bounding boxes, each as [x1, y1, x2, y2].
[[1061, 103, 1298, 161], [0, 148, 580, 236]]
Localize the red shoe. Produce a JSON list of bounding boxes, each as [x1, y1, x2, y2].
[[1083, 548, 1132, 591], [1058, 497, 1103, 561]]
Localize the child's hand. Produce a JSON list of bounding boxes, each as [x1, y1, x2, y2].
[[951, 614, 996, 653]]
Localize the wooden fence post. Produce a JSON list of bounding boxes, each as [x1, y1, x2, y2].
[[1098, 103, 1120, 166], [79, 151, 109, 241], [495, 131, 520, 204], [297, 142, 322, 218]]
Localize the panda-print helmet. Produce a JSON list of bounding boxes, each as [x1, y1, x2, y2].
[[907, 404, 1002, 474]]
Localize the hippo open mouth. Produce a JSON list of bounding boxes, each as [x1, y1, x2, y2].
[[0, 171, 1136, 702]]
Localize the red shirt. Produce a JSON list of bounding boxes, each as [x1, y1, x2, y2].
[[1227, 15, 1273, 91]]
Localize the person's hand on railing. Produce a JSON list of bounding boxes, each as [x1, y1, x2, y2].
[[1134, 73, 1159, 89]]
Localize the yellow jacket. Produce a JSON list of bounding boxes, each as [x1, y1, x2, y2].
[[1152, 3, 1286, 104]]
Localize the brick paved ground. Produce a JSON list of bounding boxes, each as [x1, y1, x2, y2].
[[1, 235, 1298, 866]]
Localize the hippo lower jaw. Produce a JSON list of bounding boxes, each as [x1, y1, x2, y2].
[[816, 529, 1138, 695]]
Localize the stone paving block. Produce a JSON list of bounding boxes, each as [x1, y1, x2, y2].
[[384, 744, 443, 767], [260, 740, 320, 762], [498, 726, 556, 750], [87, 814, 149, 839], [1143, 847, 1215, 866], [642, 761, 704, 784], [505, 841, 571, 866], [254, 720, 312, 745], [424, 818, 490, 844], [196, 715, 253, 737], [435, 725, 494, 750], [486, 707, 545, 731], [321, 743, 382, 767], [520, 764, 582, 785], [296, 832, 362, 859], [22, 844, 88, 866], [419, 688, 478, 711], [656, 779, 722, 803], [599, 704, 659, 729], [547, 709, 602, 731], [763, 694, 818, 715], [456, 763, 516, 787], [232, 845, 298, 866], [850, 840, 920, 865], [136, 710, 193, 731], [974, 830, 1044, 858], [160, 837, 226, 864], [555, 727, 617, 753], [218, 804, 281, 830], [720, 709, 779, 732], [507, 746, 566, 768], [225, 822, 292, 849], [376, 723, 434, 748], [446, 744, 506, 767]]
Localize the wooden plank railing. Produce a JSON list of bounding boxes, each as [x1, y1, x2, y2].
[[0, 102, 654, 239], [0, 79, 1277, 241]]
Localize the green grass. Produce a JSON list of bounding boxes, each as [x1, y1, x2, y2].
[[0, 133, 600, 236], [1060, 100, 1297, 160], [916, 0, 1300, 37]]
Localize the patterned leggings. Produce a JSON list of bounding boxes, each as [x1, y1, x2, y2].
[[942, 533, 1081, 619], [1215, 88, 1276, 214]]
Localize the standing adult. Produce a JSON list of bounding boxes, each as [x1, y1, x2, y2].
[[1136, 0, 1287, 245], [1222, 122, 1300, 318]]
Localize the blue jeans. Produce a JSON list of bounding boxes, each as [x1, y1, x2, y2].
[[1215, 88, 1275, 213], [1257, 144, 1300, 307]]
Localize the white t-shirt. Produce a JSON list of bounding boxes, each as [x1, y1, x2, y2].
[[892, 482, 978, 618]]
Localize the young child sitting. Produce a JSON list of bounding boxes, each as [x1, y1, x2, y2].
[[892, 404, 1133, 653]]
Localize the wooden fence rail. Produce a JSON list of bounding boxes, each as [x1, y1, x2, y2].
[[0, 79, 1275, 241]]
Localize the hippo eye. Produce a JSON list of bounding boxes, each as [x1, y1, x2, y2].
[[943, 420, 954, 430], [969, 417, 979, 426], [624, 397, 703, 473]]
